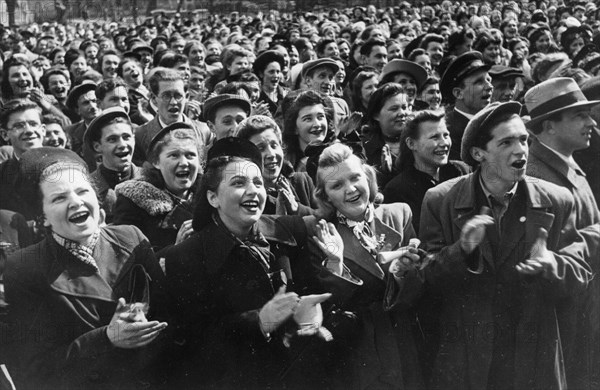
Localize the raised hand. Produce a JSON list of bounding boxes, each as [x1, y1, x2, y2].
[[259, 286, 299, 334], [106, 298, 168, 349], [338, 111, 363, 135], [516, 227, 553, 277], [460, 206, 494, 254], [312, 219, 344, 274], [381, 144, 393, 173], [175, 219, 194, 244], [278, 179, 299, 214]]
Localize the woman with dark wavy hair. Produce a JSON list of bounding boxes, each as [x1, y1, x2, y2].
[[282, 90, 335, 171]]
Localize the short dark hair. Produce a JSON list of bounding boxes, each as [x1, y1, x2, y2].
[[360, 38, 386, 56], [419, 33, 444, 50], [95, 77, 128, 101], [0, 99, 42, 129], [40, 68, 70, 91], [397, 110, 446, 172], [316, 38, 336, 56]]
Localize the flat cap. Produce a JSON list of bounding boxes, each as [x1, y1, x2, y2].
[[203, 94, 252, 123], [301, 58, 340, 79], [489, 65, 524, 79], [66, 80, 97, 111], [84, 107, 131, 152], [461, 101, 522, 166]]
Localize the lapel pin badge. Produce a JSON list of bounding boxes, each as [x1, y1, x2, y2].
[[519, 216, 526, 223]]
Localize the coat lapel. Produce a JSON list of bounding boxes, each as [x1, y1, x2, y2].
[[338, 224, 386, 280]]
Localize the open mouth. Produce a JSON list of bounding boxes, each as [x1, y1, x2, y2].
[[168, 107, 180, 114], [17, 81, 31, 88], [175, 170, 190, 178], [511, 159, 526, 169], [115, 150, 130, 158], [346, 193, 361, 203], [241, 200, 260, 211], [69, 211, 90, 224], [434, 149, 448, 157], [309, 128, 324, 136], [264, 161, 279, 171]]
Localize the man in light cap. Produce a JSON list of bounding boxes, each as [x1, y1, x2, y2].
[[441, 51, 493, 160], [302, 58, 350, 126], [420, 101, 590, 390], [524, 77, 600, 390]]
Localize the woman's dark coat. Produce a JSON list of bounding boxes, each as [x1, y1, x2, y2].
[[3, 225, 167, 390]]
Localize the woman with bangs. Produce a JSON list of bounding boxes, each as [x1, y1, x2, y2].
[[237, 115, 318, 216], [348, 67, 379, 115], [303, 142, 425, 390], [161, 137, 332, 388], [362, 83, 413, 187], [282, 90, 335, 172], [113, 122, 200, 252], [117, 58, 153, 125]]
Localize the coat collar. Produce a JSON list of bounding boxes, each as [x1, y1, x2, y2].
[[115, 178, 174, 216], [337, 213, 404, 280], [530, 137, 584, 187], [46, 228, 135, 302]]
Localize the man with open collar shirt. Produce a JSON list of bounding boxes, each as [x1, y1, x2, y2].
[[419, 101, 590, 390]]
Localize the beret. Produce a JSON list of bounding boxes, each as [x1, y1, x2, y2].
[[206, 136, 263, 171], [461, 101, 522, 166], [147, 122, 196, 156], [20, 147, 87, 186], [252, 50, 285, 76]]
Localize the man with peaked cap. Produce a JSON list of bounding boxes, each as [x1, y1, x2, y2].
[[489, 65, 524, 103], [524, 77, 600, 390], [420, 101, 590, 390], [441, 51, 493, 160]]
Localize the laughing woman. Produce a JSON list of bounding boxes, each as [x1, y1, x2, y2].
[[253, 50, 288, 116], [113, 122, 200, 251], [4, 147, 167, 389], [306, 143, 425, 389], [282, 90, 335, 171], [237, 115, 317, 216], [162, 137, 331, 388]]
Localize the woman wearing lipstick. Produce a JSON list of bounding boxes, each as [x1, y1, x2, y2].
[[237, 115, 317, 216], [362, 83, 413, 187], [282, 90, 335, 172], [3, 147, 168, 389], [162, 137, 331, 388], [305, 142, 425, 389], [113, 122, 200, 252]]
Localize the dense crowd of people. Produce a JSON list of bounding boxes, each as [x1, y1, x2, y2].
[[0, 0, 599, 389]]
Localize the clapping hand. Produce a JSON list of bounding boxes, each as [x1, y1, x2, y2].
[[516, 228, 553, 277], [460, 207, 494, 254], [106, 298, 168, 349], [312, 220, 344, 275], [277, 179, 299, 214], [259, 286, 299, 334], [381, 144, 393, 173], [294, 293, 333, 341]]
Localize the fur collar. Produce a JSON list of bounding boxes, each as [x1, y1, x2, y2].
[[115, 179, 174, 216]]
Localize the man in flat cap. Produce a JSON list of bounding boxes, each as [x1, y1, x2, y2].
[[86, 107, 140, 223], [419, 101, 590, 390], [441, 51, 493, 161], [524, 77, 600, 390], [133, 68, 213, 165], [203, 94, 251, 142], [64, 80, 101, 161], [302, 58, 350, 126]]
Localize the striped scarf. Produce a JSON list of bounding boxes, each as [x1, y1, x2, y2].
[[52, 231, 101, 272]]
